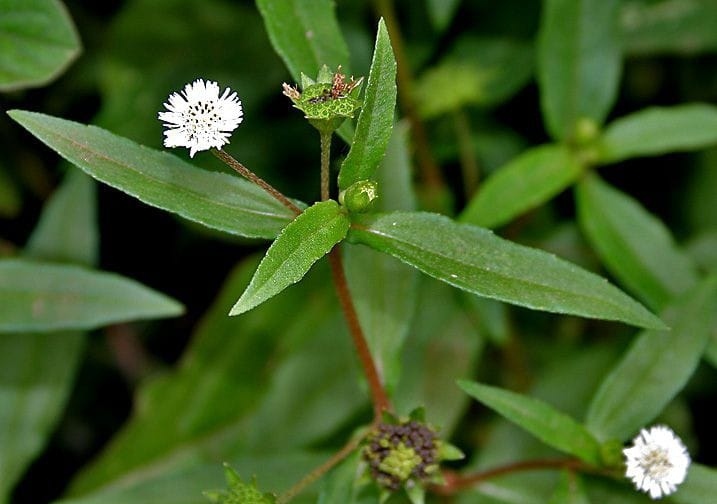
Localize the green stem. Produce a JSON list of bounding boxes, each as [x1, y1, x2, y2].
[[452, 108, 480, 199], [320, 131, 332, 201], [212, 149, 301, 216]]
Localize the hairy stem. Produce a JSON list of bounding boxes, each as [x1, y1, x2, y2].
[[328, 247, 392, 418], [212, 148, 301, 216], [320, 131, 332, 201], [432, 458, 596, 495], [374, 0, 445, 193], [278, 434, 362, 504]]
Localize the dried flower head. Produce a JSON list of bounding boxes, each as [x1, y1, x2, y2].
[[159, 79, 243, 157], [623, 425, 690, 499], [282, 66, 363, 134]]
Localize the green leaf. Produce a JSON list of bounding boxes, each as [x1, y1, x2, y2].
[[256, 0, 350, 81], [230, 200, 349, 316], [7, 110, 298, 239], [26, 170, 98, 266], [415, 37, 533, 118], [621, 0, 717, 56], [598, 104, 717, 163], [349, 211, 666, 329], [426, 0, 462, 32], [0, 168, 96, 503], [394, 278, 483, 434], [343, 121, 418, 393], [68, 259, 359, 497], [460, 144, 582, 229], [318, 452, 370, 504], [548, 471, 590, 504], [537, 0, 621, 140], [586, 275, 717, 441], [577, 174, 699, 310], [0, 258, 183, 332], [0, 0, 81, 91], [458, 380, 603, 465], [338, 19, 397, 191], [344, 246, 416, 393], [59, 452, 328, 504], [673, 463, 717, 504], [0, 332, 85, 502]]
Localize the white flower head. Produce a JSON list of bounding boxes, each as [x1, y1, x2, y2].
[[158, 79, 243, 157], [623, 425, 690, 499]]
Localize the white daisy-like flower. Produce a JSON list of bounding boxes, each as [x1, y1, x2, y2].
[[158, 79, 243, 157], [623, 425, 691, 499]]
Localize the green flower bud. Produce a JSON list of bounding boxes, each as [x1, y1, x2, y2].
[[203, 464, 276, 504], [574, 117, 599, 145], [339, 180, 379, 213]]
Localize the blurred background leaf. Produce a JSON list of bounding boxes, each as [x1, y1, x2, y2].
[[0, 0, 81, 91], [0, 169, 94, 503]]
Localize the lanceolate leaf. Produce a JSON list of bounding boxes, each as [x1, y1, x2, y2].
[[460, 144, 582, 229], [0, 259, 183, 332], [621, 0, 717, 56], [344, 123, 417, 392], [598, 104, 717, 163], [230, 200, 350, 316], [338, 18, 397, 191], [577, 174, 699, 310], [426, 0, 462, 33], [58, 452, 329, 504], [256, 0, 350, 81], [537, 0, 621, 140], [25, 170, 98, 266], [459, 381, 603, 465], [548, 471, 591, 504], [349, 211, 666, 329], [0, 170, 94, 503], [586, 275, 717, 441], [0, 0, 81, 91], [7, 110, 298, 239], [674, 463, 717, 504]]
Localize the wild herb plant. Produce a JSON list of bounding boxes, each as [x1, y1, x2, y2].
[[2, 1, 717, 503]]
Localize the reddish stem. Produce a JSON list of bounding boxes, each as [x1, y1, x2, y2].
[[212, 149, 301, 216], [278, 434, 362, 504], [328, 247, 392, 419], [432, 458, 589, 496]]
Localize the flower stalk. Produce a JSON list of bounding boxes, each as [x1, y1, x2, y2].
[[211, 149, 301, 216], [320, 131, 332, 202]]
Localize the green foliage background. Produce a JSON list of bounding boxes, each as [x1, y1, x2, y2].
[[1, 0, 717, 503]]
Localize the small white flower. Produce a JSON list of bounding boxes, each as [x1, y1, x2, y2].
[[623, 425, 690, 499], [158, 79, 243, 157]]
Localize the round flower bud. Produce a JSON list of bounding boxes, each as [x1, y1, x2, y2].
[[363, 419, 439, 491], [339, 180, 379, 213]]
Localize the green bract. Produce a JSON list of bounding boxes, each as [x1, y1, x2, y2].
[[204, 465, 276, 504], [282, 66, 362, 134]]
